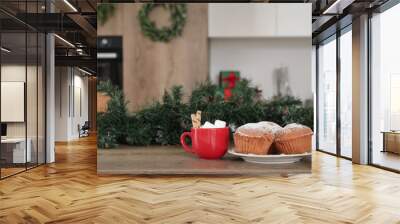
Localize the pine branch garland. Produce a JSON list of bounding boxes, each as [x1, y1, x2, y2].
[[97, 80, 314, 148]]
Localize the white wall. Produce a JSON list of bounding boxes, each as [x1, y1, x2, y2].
[[209, 38, 312, 101], [72, 73, 89, 138], [1, 65, 26, 81], [55, 67, 89, 141], [55, 67, 69, 141]]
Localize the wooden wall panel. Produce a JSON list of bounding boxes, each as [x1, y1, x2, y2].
[[98, 3, 209, 112]]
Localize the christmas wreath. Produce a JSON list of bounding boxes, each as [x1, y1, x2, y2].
[[138, 3, 187, 42], [98, 3, 115, 25]]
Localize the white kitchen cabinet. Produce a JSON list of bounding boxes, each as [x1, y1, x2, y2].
[[208, 3, 311, 38]]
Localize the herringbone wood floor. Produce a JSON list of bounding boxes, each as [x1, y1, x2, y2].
[[1, 136, 400, 224]]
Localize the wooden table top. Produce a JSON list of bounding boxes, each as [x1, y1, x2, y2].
[[98, 145, 311, 175]]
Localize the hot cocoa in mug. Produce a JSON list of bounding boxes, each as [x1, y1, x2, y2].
[[180, 127, 230, 159]]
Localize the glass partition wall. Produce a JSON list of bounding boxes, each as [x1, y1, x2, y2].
[[316, 1, 400, 171], [0, 2, 46, 179], [317, 35, 337, 155], [339, 28, 352, 159], [370, 3, 400, 171], [316, 26, 352, 159]]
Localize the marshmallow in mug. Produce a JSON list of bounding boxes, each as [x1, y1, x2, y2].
[[201, 120, 227, 128], [214, 120, 226, 128], [201, 121, 215, 128]]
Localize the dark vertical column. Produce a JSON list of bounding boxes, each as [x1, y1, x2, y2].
[[44, 0, 47, 164], [36, 0, 39, 167], [316, 45, 320, 150], [44, 28, 47, 164], [367, 11, 373, 164], [25, 0, 28, 171], [336, 29, 341, 157]]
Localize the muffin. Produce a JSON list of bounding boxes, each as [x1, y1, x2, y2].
[[274, 123, 313, 154], [233, 123, 275, 155], [257, 121, 282, 154], [257, 121, 282, 135]]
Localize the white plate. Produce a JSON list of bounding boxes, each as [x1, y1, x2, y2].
[[228, 150, 311, 164]]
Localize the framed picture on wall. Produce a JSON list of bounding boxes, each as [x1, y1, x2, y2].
[[1, 81, 25, 122]]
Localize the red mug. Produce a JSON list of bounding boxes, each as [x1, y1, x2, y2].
[[180, 127, 230, 159]]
